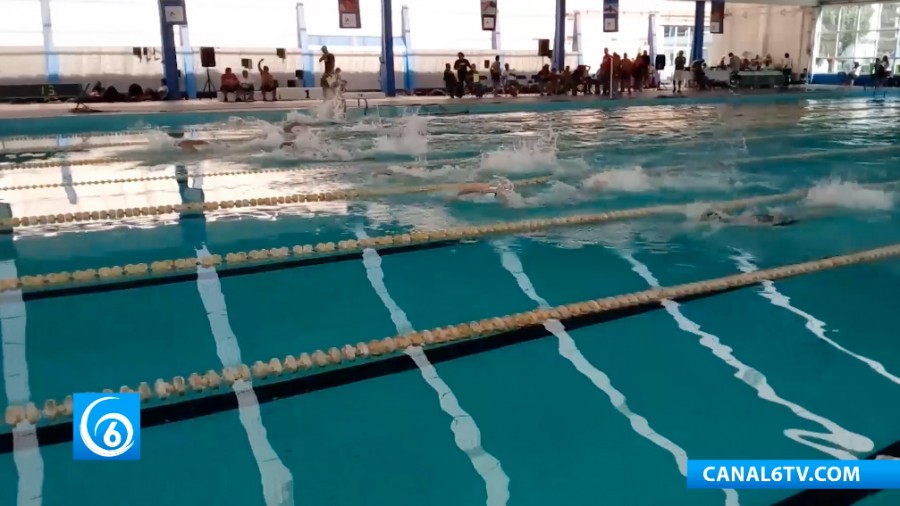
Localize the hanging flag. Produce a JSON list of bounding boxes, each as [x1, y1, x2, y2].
[[339, 0, 361, 29], [603, 0, 619, 33], [481, 0, 498, 31], [710, 1, 725, 34]]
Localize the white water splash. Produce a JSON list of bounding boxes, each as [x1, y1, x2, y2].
[[731, 249, 900, 385], [618, 250, 874, 460], [804, 180, 895, 211]]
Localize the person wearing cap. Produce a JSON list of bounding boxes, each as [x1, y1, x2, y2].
[[319, 46, 336, 99]]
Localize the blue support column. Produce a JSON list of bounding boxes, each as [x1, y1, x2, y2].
[[296, 3, 315, 88], [572, 11, 583, 66], [553, 0, 566, 71], [691, 1, 706, 63], [177, 26, 197, 99], [157, 0, 185, 100], [381, 0, 396, 96], [40, 0, 59, 84], [401, 6, 413, 92]]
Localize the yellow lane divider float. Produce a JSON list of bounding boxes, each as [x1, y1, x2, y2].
[[0, 190, 804, 290], [5, 240, 899, 427], [0, 177, 552, 229], [0, 164, 362, 191]]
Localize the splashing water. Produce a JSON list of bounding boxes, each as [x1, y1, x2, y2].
[[583, 166, 734, 193], [479, 132, 559, 174], [370, 115, 429, 158], [805, 180, 895, 210]]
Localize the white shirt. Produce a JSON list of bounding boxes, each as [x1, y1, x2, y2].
[[783, 57, 793, 69]]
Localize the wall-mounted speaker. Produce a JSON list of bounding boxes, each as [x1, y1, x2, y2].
[[538, 39, 550, 57], [200, 47, 216, 68], [132, 47, 142, 58], [241, 58, 252, 69], [276, 48, 286, 59]]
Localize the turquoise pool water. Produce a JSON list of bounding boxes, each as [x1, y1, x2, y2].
[[0, 96, 899, 506]]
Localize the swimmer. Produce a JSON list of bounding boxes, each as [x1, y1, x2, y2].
[[699, 209, 798, 227], [456, 177, 515, 205], [282, 121, 309, 134]]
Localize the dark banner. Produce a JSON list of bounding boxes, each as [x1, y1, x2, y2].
[[603, 0, 619, 33], [339, 0, 361, 29], [481, 0, 497, 31], [710, 1, 725, 34]]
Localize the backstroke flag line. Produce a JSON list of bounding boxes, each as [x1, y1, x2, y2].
[[339, 0, 361, 29], [481, 0, 498, 31]]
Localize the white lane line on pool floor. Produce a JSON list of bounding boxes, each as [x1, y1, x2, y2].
[[0, 260, 44, 506], [194, 247, 294, 506], [493, 242, 739, 506], [355, 226, 510, 506], [731, 250, 900, 386], [618, 250, 874, 460]]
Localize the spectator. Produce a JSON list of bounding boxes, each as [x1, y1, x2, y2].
[[239, 70, 255, 101], [781, 52, 793, 86], [157, 79, 169, 100], [220, 67, 240, 101], [454, 52, 471, 97], [258, 59, 277, 101], [490, 55, 502, 96], [443, 63, 459, 98]]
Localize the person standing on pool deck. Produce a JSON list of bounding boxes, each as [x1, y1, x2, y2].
[[673, 51, 687, 93], [781, 53, 793, 86], [319, 46, 336, 99], [454, 52, 471, 98]]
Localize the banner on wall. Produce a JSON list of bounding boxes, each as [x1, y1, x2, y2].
[[339, 0, 361, 29], [481, 1, 498, 31], [603, 0, 619, 33], [710, 1, 725, 34]]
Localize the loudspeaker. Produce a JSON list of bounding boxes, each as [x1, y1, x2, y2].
[[295, 69, 305, 79], [484, 59, 490, 69], [200, 47, 216, 68], [538, 39, 550, 57], [241, 58, 252, 69], [132, 47, 142, 58], [276, 48, 286, 59]]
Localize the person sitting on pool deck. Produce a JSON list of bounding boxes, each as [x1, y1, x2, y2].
[[699, 209, 798, 227]]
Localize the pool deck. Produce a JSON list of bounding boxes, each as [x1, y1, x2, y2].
[[0, 85, 869, 120]]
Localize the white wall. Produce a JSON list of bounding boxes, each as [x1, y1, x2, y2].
[[0, 0, 741, 89], [709, 3, 815, 71]]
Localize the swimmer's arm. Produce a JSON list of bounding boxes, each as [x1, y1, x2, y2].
[[457, 183, 492, 196]]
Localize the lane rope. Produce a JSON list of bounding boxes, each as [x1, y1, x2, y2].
[[4, 131, 899, 179], [0, 189, 809, 291], [2, 101, 895, 148], [5, 240, 898, 428], [0, 176, 551, 229]]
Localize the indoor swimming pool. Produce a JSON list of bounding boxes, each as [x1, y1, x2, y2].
[[0, 95, 898, 506]]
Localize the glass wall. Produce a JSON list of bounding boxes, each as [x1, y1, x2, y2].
[[815, 2, 900, 74], [660, 24, 712, 65]]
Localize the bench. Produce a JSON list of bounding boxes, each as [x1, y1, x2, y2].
[[0, 83, 87, 103], [216, 88, 385, 102]]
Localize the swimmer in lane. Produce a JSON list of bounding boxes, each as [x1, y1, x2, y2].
[[699, 209, 798, 227], [456, 177, 515, 205]]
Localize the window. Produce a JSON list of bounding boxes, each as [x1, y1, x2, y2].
[[816, 3, 899, 72]]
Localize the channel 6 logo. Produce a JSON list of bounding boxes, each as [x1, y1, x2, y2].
[[72, 393, 141, 461]]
